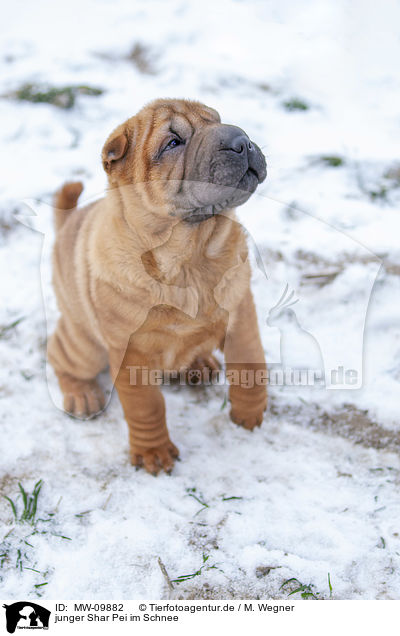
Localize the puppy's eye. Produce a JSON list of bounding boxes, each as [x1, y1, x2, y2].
[[166, 138, 180, 149], [163, 136, 184, 152]]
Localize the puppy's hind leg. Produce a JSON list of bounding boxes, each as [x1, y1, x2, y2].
[[48, 318, 108, 419], [56, 373, 106, 419]]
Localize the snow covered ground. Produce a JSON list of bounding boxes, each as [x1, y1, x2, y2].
[[1, 0, 399, 600]]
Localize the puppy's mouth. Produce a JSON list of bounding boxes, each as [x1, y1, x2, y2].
[[177, 133, 267, 224], [185, 166, 262, 224], [248, 166, 260, 180], [237, 166, 261, 190]]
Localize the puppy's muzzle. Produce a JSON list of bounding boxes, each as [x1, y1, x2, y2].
[[214, 125, 267, 184], [176, 123, 267, 223]]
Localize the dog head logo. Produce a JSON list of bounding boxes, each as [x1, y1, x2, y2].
[[2, 602, 50, 633]]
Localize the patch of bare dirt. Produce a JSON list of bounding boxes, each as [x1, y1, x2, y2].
[[269, 397, 400, 453]]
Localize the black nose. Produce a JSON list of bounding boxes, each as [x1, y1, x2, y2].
[[217, 125, 252, 154], [230, 135, 253, 154]]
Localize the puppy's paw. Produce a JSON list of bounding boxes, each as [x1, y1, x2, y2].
[[130, 441, 179, 475], [229, 383, 267, 431], [230, 407, 265, 431], [61, 376, 106, 418]]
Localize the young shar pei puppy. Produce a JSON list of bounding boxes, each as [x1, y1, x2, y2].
[[48, 98, 267, 474]]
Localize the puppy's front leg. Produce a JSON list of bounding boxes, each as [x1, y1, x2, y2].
[[110, 346, 178, 474], [223, 289, 267, 430]]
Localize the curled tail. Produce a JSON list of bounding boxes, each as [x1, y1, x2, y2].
[[53, 181, 83, 232]]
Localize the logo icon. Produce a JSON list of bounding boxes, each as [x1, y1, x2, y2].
[[2, 603, 51, 633]]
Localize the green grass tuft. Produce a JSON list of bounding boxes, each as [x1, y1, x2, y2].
[[6, 83, 103, 109], [0, 316, 25, 340], [221, 495, 243, 501], [280, 577, 320, 599], [282, 97, 309, 111], [1, 480, 71, 595], [328, 572, 333, 598], [18, 480, 42, 523], [171, 553, 220, 584], [318, 155, 345, 167], [185, 487, 209, 516], [220, 393, 228, 411]]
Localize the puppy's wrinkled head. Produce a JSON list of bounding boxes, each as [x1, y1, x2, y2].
[[102, 98, 266, 223]]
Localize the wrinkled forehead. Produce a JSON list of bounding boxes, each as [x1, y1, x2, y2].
[[136, 100, 221, 142]]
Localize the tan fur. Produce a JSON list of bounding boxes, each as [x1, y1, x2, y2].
[[53, 181, 84, 232], [48, 99, 267, 474]]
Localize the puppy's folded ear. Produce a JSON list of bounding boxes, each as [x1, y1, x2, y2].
[[102, 125, 129, 173], [204, 106, 221, 123]]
